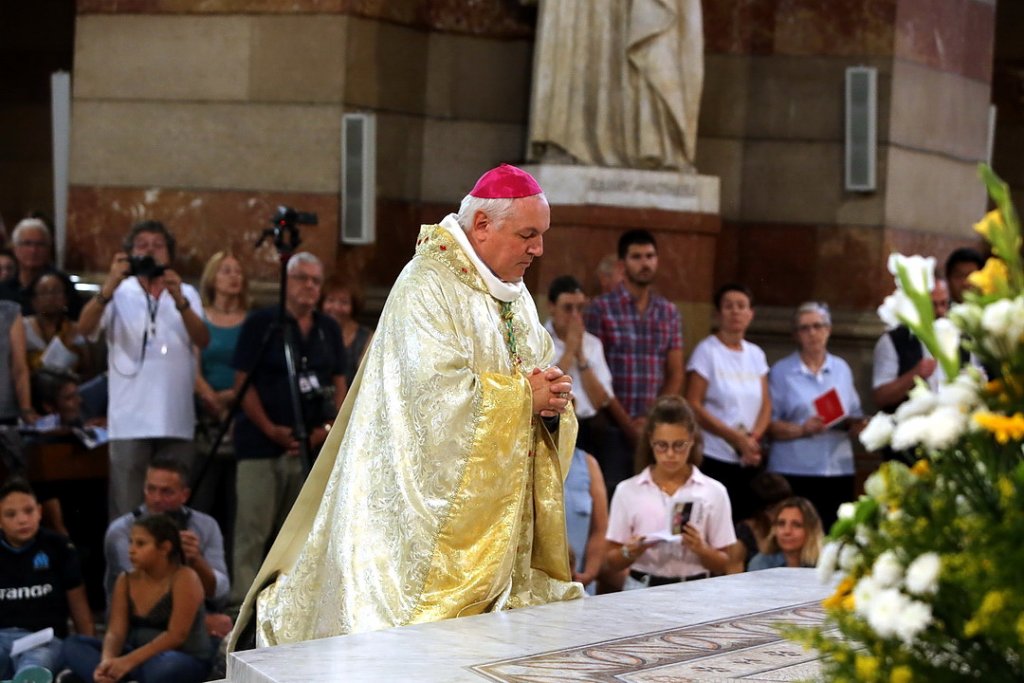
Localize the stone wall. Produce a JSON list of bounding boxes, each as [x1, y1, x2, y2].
[[698, 0, 993, 317], [67, 1, 536, 286]]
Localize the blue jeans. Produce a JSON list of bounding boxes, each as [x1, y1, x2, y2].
[[62, 635, 209, 683], [0, 628, 64, 678]]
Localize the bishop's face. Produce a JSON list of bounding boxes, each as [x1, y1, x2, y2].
[[471, 195, 550, 282]]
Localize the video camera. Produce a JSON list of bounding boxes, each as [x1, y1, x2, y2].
[[273, 206, 318, 230]]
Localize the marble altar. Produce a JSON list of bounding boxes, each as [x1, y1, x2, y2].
[[227, 568, 833, 682]]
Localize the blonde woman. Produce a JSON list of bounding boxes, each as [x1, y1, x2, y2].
[[194, 251, 248, 421], [748, 496, 823, 570]]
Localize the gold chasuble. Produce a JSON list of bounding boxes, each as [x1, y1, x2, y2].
[[230, 216, 583, 649]]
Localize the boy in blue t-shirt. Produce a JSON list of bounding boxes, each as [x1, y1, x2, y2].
[[0, 477, 94, 678]]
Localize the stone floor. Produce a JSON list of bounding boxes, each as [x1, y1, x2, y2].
[[227, 568, 833, 682]]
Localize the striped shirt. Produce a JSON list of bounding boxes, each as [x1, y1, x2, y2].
[[585, 283, 683, 418]]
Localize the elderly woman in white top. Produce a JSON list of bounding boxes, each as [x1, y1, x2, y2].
[[767, 302, 866, 531]]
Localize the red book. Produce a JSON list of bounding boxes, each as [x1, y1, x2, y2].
[[813, 387, 846, 427]]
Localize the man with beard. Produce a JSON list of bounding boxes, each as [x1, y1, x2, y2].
[[585, 229, 684, 497]]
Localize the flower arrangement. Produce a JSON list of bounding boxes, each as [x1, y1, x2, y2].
[[787, 164, 1024, 681]]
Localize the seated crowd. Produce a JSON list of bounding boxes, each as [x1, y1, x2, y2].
[[0, 215, 982, 681]]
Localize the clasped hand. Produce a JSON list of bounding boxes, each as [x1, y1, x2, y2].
[[528, 366, 573, 417]]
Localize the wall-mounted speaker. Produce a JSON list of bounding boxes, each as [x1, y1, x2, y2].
[[845, 66, 877, 192], [341, 112, 376, 245]]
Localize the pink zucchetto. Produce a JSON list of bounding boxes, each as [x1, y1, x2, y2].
[[469, 164, 543, 199]]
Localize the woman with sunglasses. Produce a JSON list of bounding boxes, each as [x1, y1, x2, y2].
[[767, 302, 866, 532], [605, 396, 735, 590]]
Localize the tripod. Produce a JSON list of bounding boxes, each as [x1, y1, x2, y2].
[[193, 207, 319, 492]]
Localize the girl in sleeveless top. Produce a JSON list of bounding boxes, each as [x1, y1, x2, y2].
[[61, 514, 212, 683]]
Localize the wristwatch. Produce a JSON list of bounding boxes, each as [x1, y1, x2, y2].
[[621, 545, 633, 560], [176, 298, 191, 312]]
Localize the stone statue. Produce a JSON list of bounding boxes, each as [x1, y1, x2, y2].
[[526, 0, 703, 172]]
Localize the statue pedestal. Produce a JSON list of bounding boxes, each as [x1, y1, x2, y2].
[[521, 164, 719, 213], [520, 164, 721, 344]]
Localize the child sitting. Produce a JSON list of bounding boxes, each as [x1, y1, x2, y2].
[[0, 476, 94, 680], [61, 514, 212, 683]]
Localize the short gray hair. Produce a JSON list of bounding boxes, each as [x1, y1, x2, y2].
[[455, 193, 547, 232], [286, 251, 322, 275], [793, 301, 831, 328], [12, 218, 51, 246]]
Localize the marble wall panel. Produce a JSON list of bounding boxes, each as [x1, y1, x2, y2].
[[772, 0, 897, 57], [699, 54, 751, 139], [704, 0, 897, 57], [343, 16, 429, 114], [883, 226, 989, 268], [717, 221, 892, 310], [374, 113, 425, 201], [249, 15, 348, 103], [894, 0, 995, 82], [76, 0, 535, 39], [746, 55, 892, 142], [703, 0, 780, 56], [65, 185, 341, 281], [0, 161, 53, 229], [740, 141, 886, 226], [883, 146, 988, 235], [70, 101, 342, 193], [418, 119, 526, 203], [73, 15, 252, 101], [889, 60, 992, 162], [424, 32, 532, 124], [695, 137, 743, 221]]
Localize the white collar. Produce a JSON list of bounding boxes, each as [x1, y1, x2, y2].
[[440, 214, 523, 303]]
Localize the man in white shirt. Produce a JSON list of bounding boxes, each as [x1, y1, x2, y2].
[[78, 220, 210, 518], [546, 275, 633, 496]]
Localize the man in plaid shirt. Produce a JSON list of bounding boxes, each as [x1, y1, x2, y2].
[[584, 229, 684, 495]]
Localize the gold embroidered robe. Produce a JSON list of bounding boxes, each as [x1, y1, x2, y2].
[[229, 221, 583, 649]]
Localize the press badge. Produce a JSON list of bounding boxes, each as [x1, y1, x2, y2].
[[298, 371, 321, 394]]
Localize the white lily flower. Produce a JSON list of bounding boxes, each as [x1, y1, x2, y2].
[[981, 297, 1024, 356], [949, 301, 982, 330], [817, 541, 840, 583], [839, 543, 861, 571], [894, 599, 933, 644], [853, 575, 880, 618], [933, 318, 961, 364], [873, 550, 903, 588], [894, 383, 937, 421], [891, 414, 929, 451], [866, 587, 907, 637], [860, 413, 895, 451], [888, 254, 936, 294], [905, 552, 941, 595], [878, 290, 919, 328], [936, 374, 981, 410], [864, 470, 886, 499], [920, 406, 968, 451]]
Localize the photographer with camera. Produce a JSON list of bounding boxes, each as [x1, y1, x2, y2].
[[229, 251, 346, 606], [79, 220, 210, 519]]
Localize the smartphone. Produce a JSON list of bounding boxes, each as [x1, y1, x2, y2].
[[671, 501, 694, 535]]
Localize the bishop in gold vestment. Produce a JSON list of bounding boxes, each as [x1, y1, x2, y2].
[[230, 165, 584, 650]]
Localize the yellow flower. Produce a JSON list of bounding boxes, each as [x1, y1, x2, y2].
[[965, 590, 1009, 637], [967, 257, 1009, 295], [855, 653, 879, 680], [890, 665, 913, 683], [823, 576, 855, 610], [998, 476, 1014, 506], [973, 411, 1024, 444], [973, 209, 1004, 238], [911, 459, 930, 477]]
